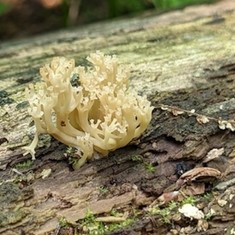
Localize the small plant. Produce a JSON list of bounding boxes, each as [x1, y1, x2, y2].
[[15, 159, 33, 170], [144, 162, 155, 173], [204, 209, 215, 220], [66, 147, 82, 169], [81, 210, 96, 225], [98, 186, 109, 194], [58, 216, 70, 228], [107, 218, 135, 232], [68, 156, 80, 169], [65, 146, 76, 157], [202, 192, 214, 202], [79, 209, 135, 234], [131, 155, 143, 162], [110, 208, 123, 217], [148, 202, 178, 224], [81, 210, 106, 235], [181, 195, 197, 205]]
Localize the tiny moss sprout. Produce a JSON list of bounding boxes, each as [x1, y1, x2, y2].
[[65, 146, 76, 157], [81, 210, 106, 235], [15, 159, 33, 170], [131, 155, 143, 162], [65, 147, 82, 169], [98, 186, 109, 194], [203, 192, 214, 202], [68, 156, 80, 169], [58, 216, 70, 228], [144, 162, 155, 173], [181, 195, 197, 205], [80, 209, 135, 234], [110, 209, 119, 216], [204, 210, 215, 220], [81, 209, 97, 226], [147, 193, 214, 225], [148, 202, 178, 224], [131, 155, 156, 173]]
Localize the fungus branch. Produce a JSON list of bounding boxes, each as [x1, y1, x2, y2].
[[23, 52, 153, 167]]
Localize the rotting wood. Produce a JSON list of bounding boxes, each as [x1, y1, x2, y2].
[[1, 0, 235, 234]]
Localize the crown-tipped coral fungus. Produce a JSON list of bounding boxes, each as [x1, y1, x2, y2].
[[24, 52, 153, 168]]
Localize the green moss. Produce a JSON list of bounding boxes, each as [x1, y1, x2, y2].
[[148, 202, 178, 224], [98, 186, 109, 195], [14, 159, 33, 170], [131, 155, 143, 162], [58, 216, 71, 228], [181, 195, 197, 205], [144, 162, 156, 173], [79, 209, 136, 235]]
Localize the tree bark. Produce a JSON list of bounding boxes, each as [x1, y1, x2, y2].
[[1, 0, 235, 234]]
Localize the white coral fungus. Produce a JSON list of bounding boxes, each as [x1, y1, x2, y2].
[[24, 52, 153, 167]]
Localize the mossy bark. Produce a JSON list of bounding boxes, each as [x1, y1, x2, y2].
[[1, 1, 235, 234]]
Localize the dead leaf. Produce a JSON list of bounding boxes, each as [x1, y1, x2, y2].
[[203, 148, 224, 163], [177, 167, 221, 187]]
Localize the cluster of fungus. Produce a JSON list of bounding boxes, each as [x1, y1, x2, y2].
[[24, 51, 153, 167]]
